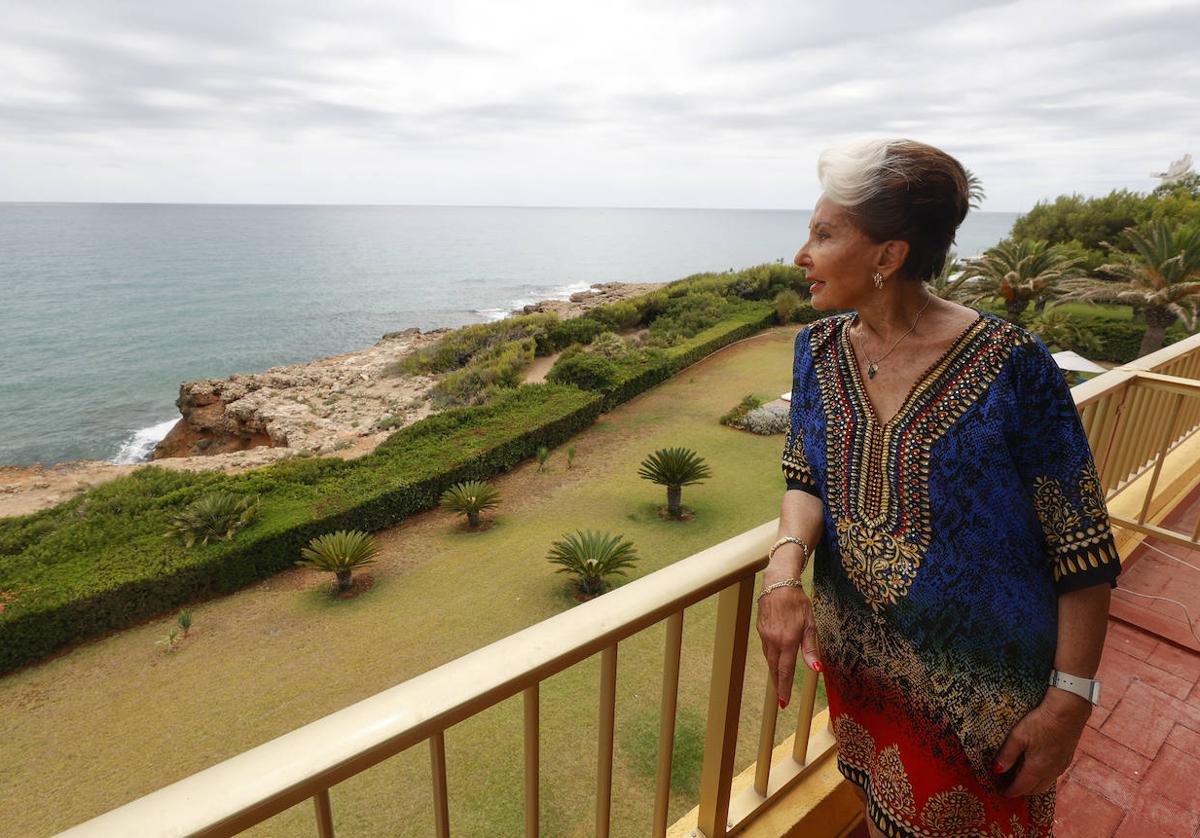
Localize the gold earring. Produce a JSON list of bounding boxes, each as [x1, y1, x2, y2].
[[873, 271, 885, 290]]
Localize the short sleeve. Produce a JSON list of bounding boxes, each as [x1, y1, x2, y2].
[[782, 328, 821, 498], [1008, 335, 1121, 595]]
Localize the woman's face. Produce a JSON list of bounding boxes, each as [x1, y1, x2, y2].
[[794, 194, 881, 311]]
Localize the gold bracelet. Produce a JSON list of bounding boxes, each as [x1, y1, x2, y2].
[[769, 535, 811, 568], [757, 578, 805, 604]]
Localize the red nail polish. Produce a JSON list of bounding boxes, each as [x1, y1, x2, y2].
[[993, 762, 1005, 774], [779, 698, 788, 709], [812, 660, 824, 673]]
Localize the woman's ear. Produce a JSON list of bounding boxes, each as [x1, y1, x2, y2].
[[876, 240, 910, 279]]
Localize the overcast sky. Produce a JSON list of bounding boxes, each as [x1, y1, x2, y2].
[[1, 0, 1196, 211]]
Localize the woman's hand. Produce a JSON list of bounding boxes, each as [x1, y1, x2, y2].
[[756, 582, 822, 708], [993, 687, 1091, 796]]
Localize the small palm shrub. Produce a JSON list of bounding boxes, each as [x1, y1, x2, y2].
[[638, 447, 712, 517], [297, 530, 379, 592], [567, 445, 577, 469], [165, 492, 260, 548], [177, 610, 193, 637], [439, 480, 501, 527], [547, 530, 639, 599], [537, 445, 551, 471], [741, 404, 789, 435]]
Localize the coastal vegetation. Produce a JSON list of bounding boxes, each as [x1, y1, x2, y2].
[[164, 491, 261, 548], [0, 264, 801, 673]]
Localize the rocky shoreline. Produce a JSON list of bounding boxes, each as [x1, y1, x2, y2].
[[0, 281, 665, 519]]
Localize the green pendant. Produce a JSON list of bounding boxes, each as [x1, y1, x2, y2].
[[867, 362, 878, 379]]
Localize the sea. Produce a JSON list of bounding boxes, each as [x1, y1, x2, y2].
[[0, 204, 1018, 468]]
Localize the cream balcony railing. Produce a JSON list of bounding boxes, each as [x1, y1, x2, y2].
[[60, 519, 834, 838], [1074, 331, 1200, 548]]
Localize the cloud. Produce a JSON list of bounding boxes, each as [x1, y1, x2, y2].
[[0, 0, 1196, 209]]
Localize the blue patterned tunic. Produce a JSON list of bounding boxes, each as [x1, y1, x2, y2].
[[781, 310, 1121, 837]]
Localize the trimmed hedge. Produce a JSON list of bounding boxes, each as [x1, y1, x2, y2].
[[0, 384, 601, 673]]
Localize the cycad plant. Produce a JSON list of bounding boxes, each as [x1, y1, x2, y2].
[[297, 530, 379, 592], [165, 492, 260, 548], [1027, 309, 1102, 355], [961, 239, 1086, 322], [638, 447, 712, 518], [925, 251, 971, 301], [547, 530, 639, 599], [1058, 222, 1200, 356], [439, 480, 501, 527]]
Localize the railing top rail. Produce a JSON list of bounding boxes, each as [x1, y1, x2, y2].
[[1069, 331, 1200, 409], [60, 520, 779, 837]]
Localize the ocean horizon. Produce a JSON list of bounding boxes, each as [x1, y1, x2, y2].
[[0, 203, 1018, 468]]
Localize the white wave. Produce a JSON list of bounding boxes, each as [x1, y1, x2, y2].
[[110, 417, 179, 464], [475, 281, 601, 322]]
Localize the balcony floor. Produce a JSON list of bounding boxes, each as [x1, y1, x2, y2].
[[1054, 482, 1200, 837]]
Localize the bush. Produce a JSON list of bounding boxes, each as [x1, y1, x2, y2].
[[1010, 190, 1154, 270], [439, 480, 501, 527], [589, 301, 642, 332], [741, 404, 790, 435], [720, 394, 764, 427], [430, 337, 536, 407], [547, 530, 639, 599], [589, 331, 628, 359], [774, 289, 803, 323], [547, 351, 621, 391], [401, 313, 558, 373], [539, 316, 607, 354]]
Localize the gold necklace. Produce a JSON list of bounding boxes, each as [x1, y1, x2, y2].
[[853, 295, 934, 379]]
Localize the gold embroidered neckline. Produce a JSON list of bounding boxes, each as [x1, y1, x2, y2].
[[841, 312, 985, 428]]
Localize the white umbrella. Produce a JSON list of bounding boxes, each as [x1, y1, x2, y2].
[[1052, 350, 1107, 374]]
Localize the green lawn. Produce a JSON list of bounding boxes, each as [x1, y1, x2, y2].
[[0, 326, 820, 838]]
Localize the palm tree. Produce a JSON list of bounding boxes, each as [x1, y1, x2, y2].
[[925, 250, 972, 301], [547, 530, 639, 598], [439, 480, 500, 527], [165, 492, 260, 548], [297, 530, 379, 592], [1058, 222, 1200, 357], [1026, 308, 1102, 355], [961, 239, 1086, 323], [965, 168, 986, 210], [638, 447, 712, 518]]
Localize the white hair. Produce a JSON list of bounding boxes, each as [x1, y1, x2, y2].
[[816, 138, 911, 207]]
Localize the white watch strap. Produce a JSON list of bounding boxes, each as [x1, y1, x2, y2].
[[1048, 669, 1102, 705]]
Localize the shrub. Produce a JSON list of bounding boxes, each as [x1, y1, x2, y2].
[[539, 316, 607, 354], [430, 337, 536, 408], [164, 492, 261, 548], [536, 445, 551, 472], [741, 404, 790, 435], [547, 530, 639, 599], [297, 530, 380, 592], [547, 351, 621, 391], [402, 313, 558, 373], [439, 480, 501, 527], [774, 289, 803, 323], [590, 301, 642, 332], [589, 331, 628, 359], [638, 447, 712, 518], [720, 394, 764, 427], [177, 609, 193, 636]]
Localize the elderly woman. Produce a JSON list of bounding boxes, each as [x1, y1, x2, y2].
[[757, 139, 1120, 837]]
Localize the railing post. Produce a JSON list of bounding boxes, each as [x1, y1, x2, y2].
[[313, 789, 334, 838], [653, 610, 685, 838], [696, 575, 756, 837], [524, 684, 539, 838], [596, 644, 619, 838]]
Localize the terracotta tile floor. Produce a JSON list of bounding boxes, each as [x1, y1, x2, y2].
[[1054, 482, 1200, 837]]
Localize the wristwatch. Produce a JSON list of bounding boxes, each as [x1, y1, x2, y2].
[[1048, 669, 1102, 705]]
